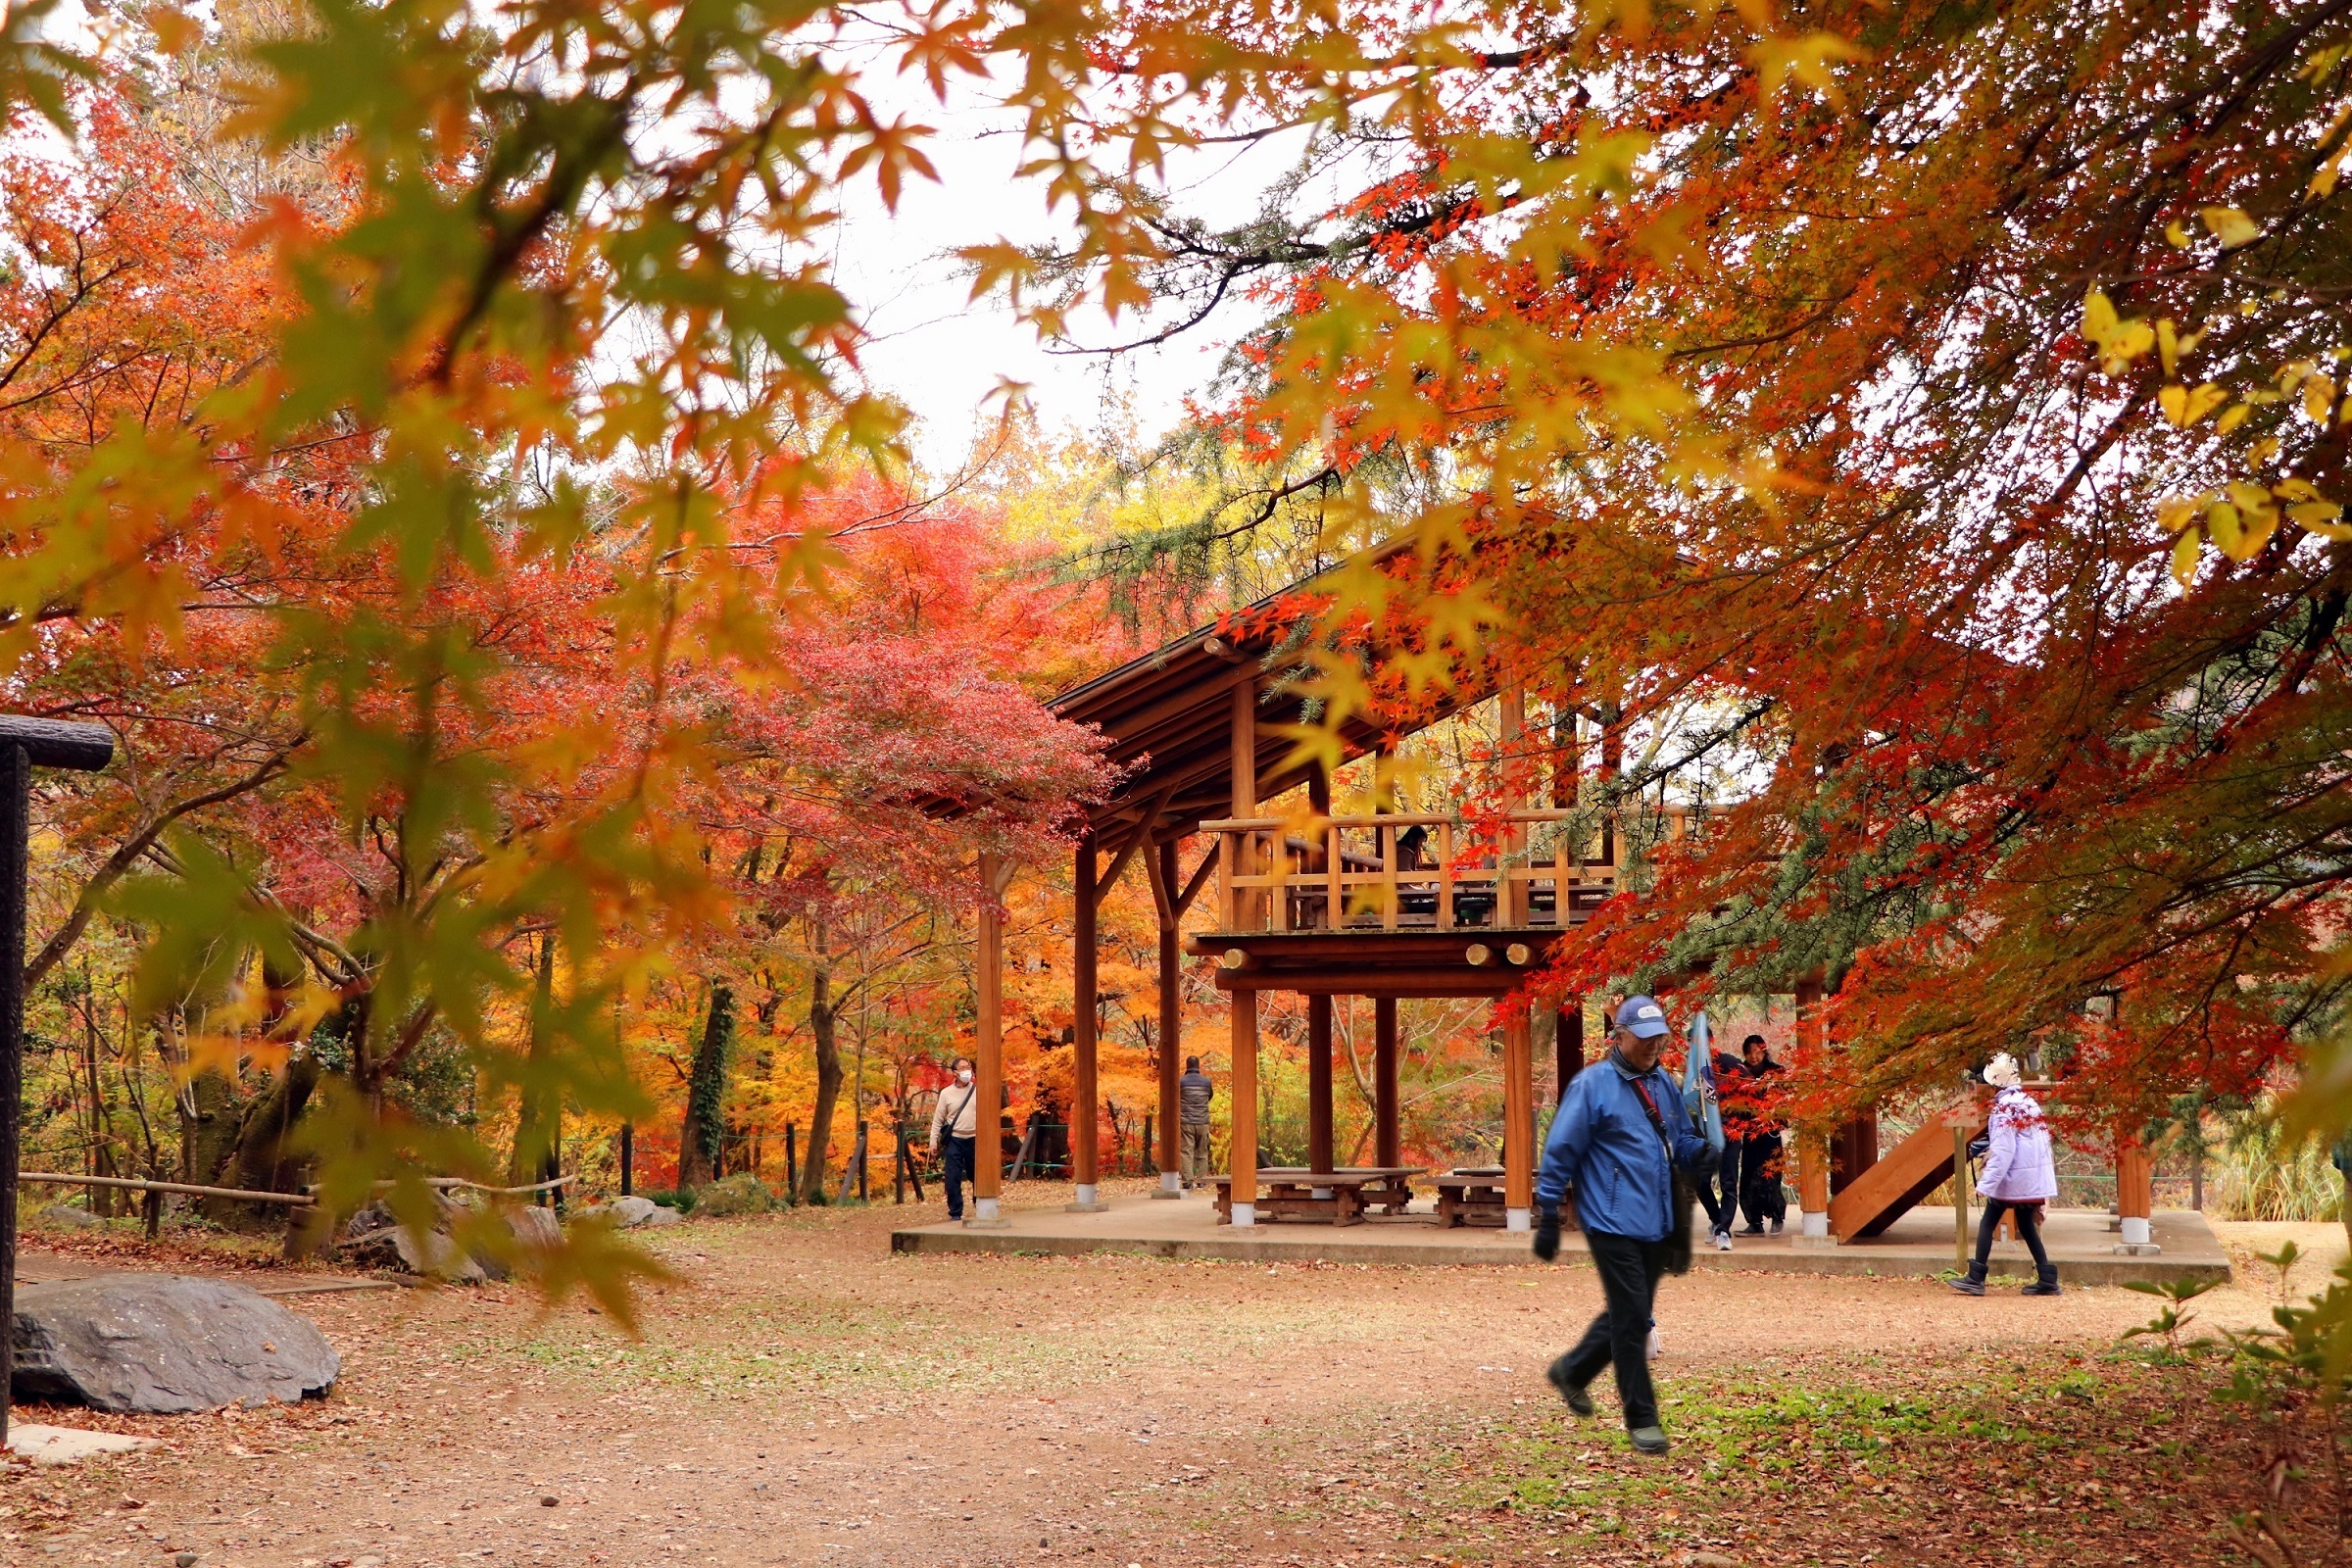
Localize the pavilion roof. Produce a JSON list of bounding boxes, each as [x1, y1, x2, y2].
[[1050, 540, 1497, 841]]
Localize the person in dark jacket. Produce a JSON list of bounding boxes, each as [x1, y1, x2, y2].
[[1178, 1056, 1215, 1189], [1730, 1034, 1787, 1234], [1533, 995, 1715, 1456]]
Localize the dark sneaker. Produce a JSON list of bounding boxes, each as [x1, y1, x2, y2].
[[1629, 1426, 1670, 1455], [1948, 1275, 1985, 1297], [1738, 1225, 1765, 1236], [1544, 1356, 1595, 1417]]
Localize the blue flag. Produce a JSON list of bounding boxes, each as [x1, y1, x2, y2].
[[1685, 1008, 1726, 1154]]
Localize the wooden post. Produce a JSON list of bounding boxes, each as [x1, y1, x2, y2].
[[783, 1121, 798, 1200], [1794, 978, 1831, 1242], [2117, 1135, 2156, 1251], [1502, 999, 1534, 1231], [1374, 997, 1400, 1167], [1498, 686, 1526, 927], [1070, 834, 1104, 1212], [1230, 988, 1259, 1226], [1153, 840, 1183, 1199], [0, 718, 114, 1449], [1, 740, 26, 1448], [1555, 1000, 1584, 1103], [1307, 994, 1335, 1179], [619, 1121, 634, 1196], [1952, 1122, 1971, 1272], [971, 853, 1010, 1227]]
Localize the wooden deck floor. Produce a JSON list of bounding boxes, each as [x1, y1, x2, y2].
[[892, 1190, 2230, 1285]]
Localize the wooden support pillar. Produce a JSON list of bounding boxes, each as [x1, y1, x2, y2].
[[1153, 840, 1183, 1199], [1554, 1000, 1584, 1103], [1794, 978, 1830, 1240], [1230, 989, 1259, 1226], [1498, 685, 1526, 927], [1374, 998, 1400, 1168], [1070, 834, 1104, 1211], [971, 854, 1011, 1227], [1227, 666, 1260, 1226], [2117, 1135, 2156, 1250], [1502, 998, 1534, 1231], [1307, 994, 1334, 1177]]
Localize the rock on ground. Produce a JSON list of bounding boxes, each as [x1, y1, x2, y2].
[[581, 1196, 680, 1228], [11, 1274, 340, 1413], [36, 1202, 103, 1228]]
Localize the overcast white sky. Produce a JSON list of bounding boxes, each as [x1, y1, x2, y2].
[[820, 65, 1320, 473]]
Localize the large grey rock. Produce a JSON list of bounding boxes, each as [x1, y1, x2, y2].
[[581, 1196, 679, 1229], [461, 1203, 564, 1282], [37, 1203, 102, 1229], [12, 1274, 340, 1413]]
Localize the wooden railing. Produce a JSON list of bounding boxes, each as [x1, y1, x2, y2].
[[1200, 806, 1699, 935]]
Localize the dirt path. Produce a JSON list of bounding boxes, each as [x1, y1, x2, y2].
[[2, 1187, 2330, 1568]]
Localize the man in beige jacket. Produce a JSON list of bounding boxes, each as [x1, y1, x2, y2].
[[929, 1057, 982, 1221]]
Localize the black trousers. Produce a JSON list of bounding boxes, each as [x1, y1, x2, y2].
[[943, 1135, 976, 1219], [1740, 1133, 1787, 1227], [1554, 1230, 1670, 1430], [1974, 1198, 2050, 1270]]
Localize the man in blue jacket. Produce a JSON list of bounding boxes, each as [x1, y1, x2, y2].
[[1533, 994, 1714, 1455]]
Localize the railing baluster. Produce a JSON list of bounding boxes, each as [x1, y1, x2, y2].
[[1438, 820, 1454, 931], [1326, 822, 1343, 930]]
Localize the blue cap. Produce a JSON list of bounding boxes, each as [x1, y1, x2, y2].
[[1614, 995, 1670, 1040]]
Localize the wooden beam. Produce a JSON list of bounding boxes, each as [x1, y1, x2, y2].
[[1230, 988, 1259, 1225], [1155, 839, 1183, 1196], [1374, 998, 1399, 1167], [1307, 995, 1334, 1176], [1502, 999, 1534, 1227], [1173, 842, 1220, 917], [1094, 784, 1174, 900], [1071, 834, 1102, 1208]]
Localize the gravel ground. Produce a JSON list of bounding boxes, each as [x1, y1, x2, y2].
[[1, 1184, 2337, 1568]]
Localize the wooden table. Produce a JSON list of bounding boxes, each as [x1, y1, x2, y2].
[[1432, 1169, 1578, 1230], [1211, 1167, 1426, 1226]]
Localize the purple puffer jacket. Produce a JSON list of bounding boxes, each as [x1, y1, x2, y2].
[[1978, 1087, 2058, 1202]]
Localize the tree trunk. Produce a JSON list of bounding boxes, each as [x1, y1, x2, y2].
[[181, 1068, 242, 1221], [799, 919, 841, 1205], [228, 1052, 321, 1207], [509, 937, 560, 1187], [679, 980, 733, 1191]]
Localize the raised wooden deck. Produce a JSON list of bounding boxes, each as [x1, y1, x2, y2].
[[894, 1191, 2230, 1286]]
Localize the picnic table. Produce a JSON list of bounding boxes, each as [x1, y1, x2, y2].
[[1211, 1167, 1425, 1226], [1431, 1167, 1578, 1229]]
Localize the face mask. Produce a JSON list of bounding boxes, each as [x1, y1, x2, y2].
[[956, 1069, 973, 1084]]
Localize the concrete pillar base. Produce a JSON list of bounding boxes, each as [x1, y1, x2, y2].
[[1065, 1183, 1108, 1214], [964, 1198, 1009, 1230], [1505, 1206, 1531, 1234], [1800, 1210, 1830, 1239], [1231, 1202, 1256, 1228], [2113, 1242, 2165, 1256], [1788, 1234, 1841, 1250], [1151, 1172, 1183, 1200]]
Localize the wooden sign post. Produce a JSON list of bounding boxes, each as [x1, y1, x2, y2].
[[1, 716, 117, 1449]]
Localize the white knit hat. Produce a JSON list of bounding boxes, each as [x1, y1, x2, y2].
[[1983, 1053, 2022, 1090]]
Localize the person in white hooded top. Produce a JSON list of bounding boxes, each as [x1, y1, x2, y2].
[[1950, 1052, 2062, 1297]]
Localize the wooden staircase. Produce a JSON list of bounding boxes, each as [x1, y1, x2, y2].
[[1827, 1102, 1988, 1241]]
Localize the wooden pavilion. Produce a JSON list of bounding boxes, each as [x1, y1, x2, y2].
[[962, 558, 2163, 1251]]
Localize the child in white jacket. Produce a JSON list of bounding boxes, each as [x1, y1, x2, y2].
[[1950, 1053, 2062, 1298]]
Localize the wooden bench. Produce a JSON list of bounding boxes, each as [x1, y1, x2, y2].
[[1433, 1168, 1507, 1227], [1432, 1169, 1578, 1230], [1209, 1168, 1422, 1226]]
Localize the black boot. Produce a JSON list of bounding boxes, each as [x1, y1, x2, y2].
[[2021, 1263, 2062, 1297], [1948, 1260, 1987, 1297]]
